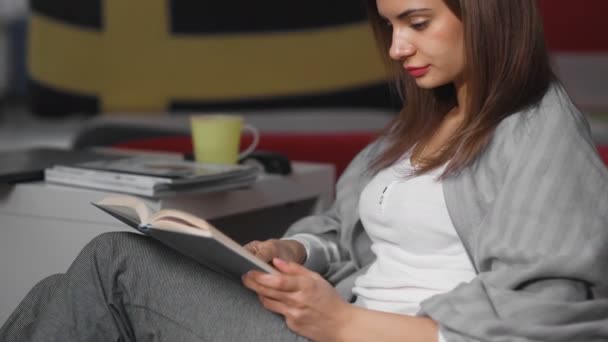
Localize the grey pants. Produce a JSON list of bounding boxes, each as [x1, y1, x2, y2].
[[0, 232, 307, 342]]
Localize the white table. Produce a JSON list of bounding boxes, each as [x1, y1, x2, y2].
[[0, 161, 334, 323]]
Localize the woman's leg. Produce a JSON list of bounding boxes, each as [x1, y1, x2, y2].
[[0, 232, 306, 342], [0, 274, 65, 341]]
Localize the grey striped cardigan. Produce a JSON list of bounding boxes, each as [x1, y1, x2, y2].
[[284, 84, 608, 341]]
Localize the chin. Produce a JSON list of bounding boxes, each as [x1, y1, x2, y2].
[[414, 79, 440, 89], [414, 76, 452, 90]]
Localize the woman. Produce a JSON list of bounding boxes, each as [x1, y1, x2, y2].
[[2, 0, 607, 341]]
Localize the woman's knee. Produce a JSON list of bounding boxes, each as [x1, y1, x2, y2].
[[78, 232, 148, 263], [78, 232, 220, 285]]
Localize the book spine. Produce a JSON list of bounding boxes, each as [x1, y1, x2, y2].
[[51, 166, 172, 185], [45, 170, 156, 197]]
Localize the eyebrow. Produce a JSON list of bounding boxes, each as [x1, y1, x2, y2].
[[379, 8, 431, 21]]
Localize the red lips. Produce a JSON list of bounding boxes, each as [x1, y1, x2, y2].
[[406, 65, 430, 78]]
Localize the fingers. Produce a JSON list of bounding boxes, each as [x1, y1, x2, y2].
[[244, 239, 278, 263], [257, 295, 290, 317], [255, 241, 278, 263], [272, 258, 310, 276], [243, 274, 290, 302], [258, 295, 290, 316], [243, 270, 304, 293], [243, 240, 261, 254]]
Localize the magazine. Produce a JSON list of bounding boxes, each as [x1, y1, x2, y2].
[[45, 156, 259, 197]]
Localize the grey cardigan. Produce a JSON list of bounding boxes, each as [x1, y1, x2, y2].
[[284, 85, 608, 341]]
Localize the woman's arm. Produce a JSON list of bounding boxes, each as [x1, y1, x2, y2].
[[341, 306, 439, 342], [246, 140, 384, 277], [421, 86, 608, 341], [243, 258, 440, 342]]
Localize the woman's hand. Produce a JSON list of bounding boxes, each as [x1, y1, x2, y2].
[[242, 258, 353, 342], [243, 239, 307, 265]]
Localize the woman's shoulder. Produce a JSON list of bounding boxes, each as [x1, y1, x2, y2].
[[471, 83, 601, 178], [494, 82, 593, 147]]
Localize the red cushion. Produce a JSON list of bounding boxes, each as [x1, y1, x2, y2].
[[112, 132, 379, 178], [538, 0, 608, 52], [113, 136, 608, 179], [598, 145, 608, 165]]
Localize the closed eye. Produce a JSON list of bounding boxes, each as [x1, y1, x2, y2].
[[410, 20, 429, 31]]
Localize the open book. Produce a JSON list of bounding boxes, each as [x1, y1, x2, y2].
[[93, 195, 276, 277]]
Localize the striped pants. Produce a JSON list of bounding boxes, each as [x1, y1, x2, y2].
[[0, 232, 306, 342]]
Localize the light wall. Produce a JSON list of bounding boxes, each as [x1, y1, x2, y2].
[[0, 0, 27, 98], [0, 26, 7, 95], [0, 0, 27, 19]]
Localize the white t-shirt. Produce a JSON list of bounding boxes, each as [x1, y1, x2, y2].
[[286, 156, 476, 341], [353, 157, 476, 341]]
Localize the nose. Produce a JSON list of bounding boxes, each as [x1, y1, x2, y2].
[[388, 28, 415, 61]]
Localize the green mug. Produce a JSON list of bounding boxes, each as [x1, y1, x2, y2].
[[190, 114, 259, 164]]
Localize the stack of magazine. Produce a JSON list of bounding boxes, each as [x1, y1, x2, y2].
[[44, 156, 260, 197]]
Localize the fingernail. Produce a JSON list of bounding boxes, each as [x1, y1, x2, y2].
[[273, 258, 286, 266]]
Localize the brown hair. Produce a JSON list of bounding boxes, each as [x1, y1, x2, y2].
[[366, 0, 555, 177]]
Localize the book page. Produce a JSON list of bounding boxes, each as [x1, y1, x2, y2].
[[152, 209, 214, 237], [152, 209, 214, 231], [96, 195, 151, 223], [152, 209, 269, 272], [95, 195, 276, 274]]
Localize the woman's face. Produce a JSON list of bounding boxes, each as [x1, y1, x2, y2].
[[377, 0, 465, 89]]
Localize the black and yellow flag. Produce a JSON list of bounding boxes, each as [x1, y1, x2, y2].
[[29, 0, 395, 116]]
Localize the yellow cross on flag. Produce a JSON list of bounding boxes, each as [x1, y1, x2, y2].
[[28, 0, 387, 114]]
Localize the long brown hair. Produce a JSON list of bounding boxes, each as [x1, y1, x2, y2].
[[366, 0, 555, 177]]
